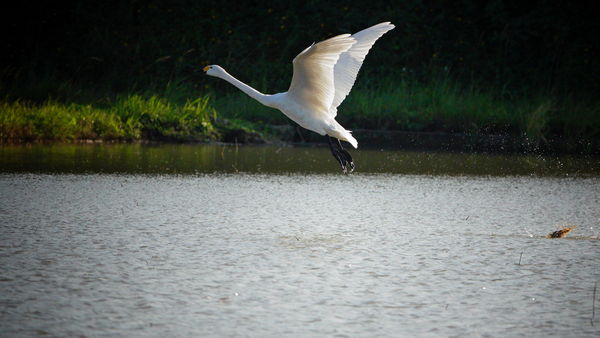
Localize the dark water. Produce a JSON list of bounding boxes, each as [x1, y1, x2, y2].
[[1, 143, 598, 175], [1, 144, 599, 337]]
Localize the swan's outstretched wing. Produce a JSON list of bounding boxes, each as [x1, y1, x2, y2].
[[329, 22, 395, 116], [287, 34, 356, 114]]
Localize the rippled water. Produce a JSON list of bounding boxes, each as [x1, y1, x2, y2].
[[1, 145, 599, 337]]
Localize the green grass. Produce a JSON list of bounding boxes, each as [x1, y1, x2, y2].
[[339, 78, 515, 133], [0, 95, 218, 142], [1, 74, 598, 150]]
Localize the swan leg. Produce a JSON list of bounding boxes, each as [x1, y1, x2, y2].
[[336, 139, 355, 173], [328, 136, 346, 172], [328, 137, 354, 173]]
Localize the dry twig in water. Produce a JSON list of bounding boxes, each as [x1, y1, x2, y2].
[[592, 282, 597, 326]]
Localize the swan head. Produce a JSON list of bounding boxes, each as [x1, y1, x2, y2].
[[203, 65, 226, 77]]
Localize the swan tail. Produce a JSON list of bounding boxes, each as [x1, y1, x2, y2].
[[344, 131, 358, 149], [328, 128, 358, 149]]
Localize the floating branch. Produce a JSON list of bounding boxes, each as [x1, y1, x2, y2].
[[547, 225, 577, 238]]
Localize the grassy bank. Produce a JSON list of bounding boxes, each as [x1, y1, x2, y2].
[[0, 95, 219, 142], [1, 75, 599, 153]]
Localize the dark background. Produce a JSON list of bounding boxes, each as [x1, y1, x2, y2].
[[2, 0, 598, 99]]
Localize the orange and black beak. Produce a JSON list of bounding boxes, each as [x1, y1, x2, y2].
[[202, 66, 209, 72]]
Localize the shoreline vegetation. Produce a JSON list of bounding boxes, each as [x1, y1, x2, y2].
[[2, 3, 598, 155], [1, 77, 598, 155]]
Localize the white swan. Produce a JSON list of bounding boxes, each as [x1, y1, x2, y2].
[[204, 22, 394, 172]]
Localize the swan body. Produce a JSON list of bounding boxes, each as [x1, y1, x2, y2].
[[204, 22, 394, 171]]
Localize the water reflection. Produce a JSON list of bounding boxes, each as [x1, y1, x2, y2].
[[1, 143, 598, 176]]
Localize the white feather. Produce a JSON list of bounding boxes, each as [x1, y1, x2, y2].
[[329, 22, 395, 116], [287, 34, 356, 115]]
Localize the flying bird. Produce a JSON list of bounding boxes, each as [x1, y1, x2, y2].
[[204, 22, 395, 172]]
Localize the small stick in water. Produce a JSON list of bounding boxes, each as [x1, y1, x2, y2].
[[592, 281, 597, 327], [518, 251, 524, 265]]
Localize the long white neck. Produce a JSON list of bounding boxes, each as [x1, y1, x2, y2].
[[216, 70, 271, 107]]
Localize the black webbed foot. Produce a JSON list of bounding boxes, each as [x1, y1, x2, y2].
[[328, 137, 355, 173]]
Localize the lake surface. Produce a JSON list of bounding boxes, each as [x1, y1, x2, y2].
[[1, 144, 599, 337]]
